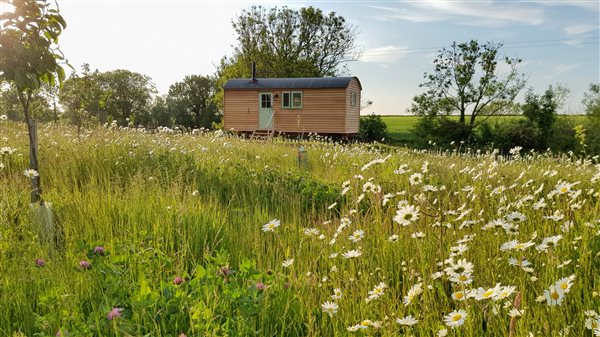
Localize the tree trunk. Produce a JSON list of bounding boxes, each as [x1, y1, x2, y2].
[[26, 117, 42, 204], [19, 91, 42, 204]]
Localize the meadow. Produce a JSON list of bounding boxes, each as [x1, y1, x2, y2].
[[381, 115, 590, 147], [1, 122, 599, 337]]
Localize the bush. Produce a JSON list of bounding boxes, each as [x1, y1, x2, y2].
[[413, 117, 473, 147], [548, 117, 577, 153], [357, 114, 387, 142], [492, 119, 541, 153]]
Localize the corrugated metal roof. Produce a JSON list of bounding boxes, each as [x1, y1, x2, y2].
[[223, 77, 361, 90]]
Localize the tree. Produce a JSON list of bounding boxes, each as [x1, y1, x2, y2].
[[97, 69, 156, 125], [522, 87, 558, 149], [0, 80, 54, 122], [167, 75, 219, 129], [0, 0, 67, 203], [583, 83, 600, 117], [59, 64, 105, 132], [410, 40, 526, 127], [582, 83, 600, 155], [215, 6, 359, 108]]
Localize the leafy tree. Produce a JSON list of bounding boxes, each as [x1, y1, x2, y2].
[[583, 83, 600, 117], [0, 0, 67, 203], [410, 40, 526, 127], [167, 75, 219, 129], [582, 83, 600, 154], [0, 80, 54, 122], [216, 6, 359, 108], [59, 64, 105, 132], [144, 95, 173, 128], [522, 86, 558, 149], [97, 69, 156, 125]]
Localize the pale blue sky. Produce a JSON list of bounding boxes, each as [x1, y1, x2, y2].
[[4, 0, 598, 115]]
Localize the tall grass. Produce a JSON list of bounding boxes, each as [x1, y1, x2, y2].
[[1, 122, 599, 336]]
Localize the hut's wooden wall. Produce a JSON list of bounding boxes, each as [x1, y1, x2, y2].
[[345, 78, 361, 134], [224, 85, 360, 134], [223, 90, 258, 132]]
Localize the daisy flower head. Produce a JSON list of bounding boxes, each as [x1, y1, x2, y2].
[[473, 283, 502, 301], [403, 282, 424, 306], [451, 291, 467, 301], [349, 229, 365, 243], [409, 173, 423, 186], [505, 211, 526, 223], [554, 181, 572, 195], [23, 169, 39, 178], [555, 275, 575, 293], [331, 288, 342, 300], [262, 219, 280, 232], [343, 249, 362, 259], [321, 301, 338, 317], [366, 282, 387, 302], [544, 285, 564, 306], [396, 315, 418, 326], [444, 309, 468, 329], [393, 204, 420, 226]]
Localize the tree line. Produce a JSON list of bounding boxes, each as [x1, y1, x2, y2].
[[405, 40, 600, 155], [1, 5, 359, 132]]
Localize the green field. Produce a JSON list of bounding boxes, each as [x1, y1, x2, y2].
[[381, 115, 590, 146], [1, 122, 599, 336]]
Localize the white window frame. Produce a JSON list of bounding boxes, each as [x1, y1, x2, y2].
[[282, 91, 302, 109], [350, 91, 357, 107]]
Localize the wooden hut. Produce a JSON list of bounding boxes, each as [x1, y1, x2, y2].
[[223, 71, 362, 137]]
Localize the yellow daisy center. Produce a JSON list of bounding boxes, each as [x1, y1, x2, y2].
[[452, 314, 463, 322]]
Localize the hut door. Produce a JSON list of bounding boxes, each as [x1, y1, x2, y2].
[[258, 93, 273, 129]]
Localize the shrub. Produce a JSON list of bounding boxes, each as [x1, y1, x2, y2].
[[414, 117, 473, 147], [548, 117, 577, 153], [358, 114, 387, 142], [493, 119, 541, 153]]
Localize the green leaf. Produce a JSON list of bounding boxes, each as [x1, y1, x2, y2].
[[57, 65, 65, 86]]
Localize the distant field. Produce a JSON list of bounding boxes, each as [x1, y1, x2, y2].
[[381, 115, 589, 146]]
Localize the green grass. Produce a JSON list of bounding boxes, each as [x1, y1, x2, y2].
[[1, 122, 599, 336], [381, 115, 590, 146]]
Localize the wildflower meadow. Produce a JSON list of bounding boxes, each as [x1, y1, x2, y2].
[[1, 122, 599, 336]]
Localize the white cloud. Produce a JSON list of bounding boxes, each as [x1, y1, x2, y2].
[[370, 0, 544, 27], [564, 23, 598, 35], [359, 45, 409, 64], [526, 0, 599, 11]]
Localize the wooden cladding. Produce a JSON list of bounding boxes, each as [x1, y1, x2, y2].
[[223, 77, 361, 134]]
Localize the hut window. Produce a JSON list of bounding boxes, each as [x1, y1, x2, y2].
[[350, 91, 357, 106], [282, 91, 302, 108]]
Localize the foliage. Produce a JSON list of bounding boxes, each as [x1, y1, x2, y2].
[[582, 83, 600, 117], [413, 116, 474, 148], [410, 40, 526, 126], [522, 86, 558, 149], [0, 81, 55, 122], [58, 64, 105, 130], [215, 6, 359, 109], [0, 0, 68, 203], [357, 114, 387, 142], [97, 69, 157, 125], [166, 75, 220, 130], [582, 84, 600, 155]]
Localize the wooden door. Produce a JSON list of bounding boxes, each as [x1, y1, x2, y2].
[[258, 93, 273, 129]]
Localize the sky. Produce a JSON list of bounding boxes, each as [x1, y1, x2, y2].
[[2, 0, 598, 115]]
